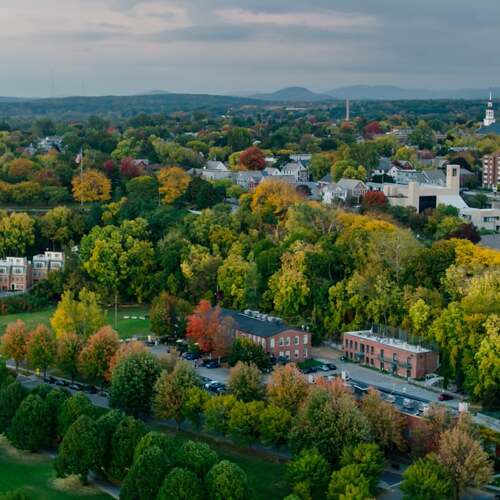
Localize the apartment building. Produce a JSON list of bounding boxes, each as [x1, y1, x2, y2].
[[0, 257, 32, 292], [32, 251, 65, 282], [343, 330, 439, 379], [221, 309, 311, 362], [482, 152, 500, 190]]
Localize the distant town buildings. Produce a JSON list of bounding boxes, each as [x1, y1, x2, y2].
[[0, 251, 64, 292], [221, 309, 311, 362], [477, 92, 500, 136], [482, 152, 500, 190], [343, 329, 439, 379]]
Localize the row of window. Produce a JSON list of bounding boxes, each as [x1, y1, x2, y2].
[[270, 334, 308, 349], [279, 348, 308, 359], [345, 338, 375, 355]]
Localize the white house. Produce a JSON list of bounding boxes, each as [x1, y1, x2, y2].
[[281, 162, 309, 182]]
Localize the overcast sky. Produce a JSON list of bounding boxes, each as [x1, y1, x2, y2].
[[1, 0, 499, 97]]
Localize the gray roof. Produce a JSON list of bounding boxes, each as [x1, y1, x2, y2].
[[338, 178, 368, 190], [319, 173, 332, 183], [282, 161, 307, 173], [422, 169, 446, 185], [477, 123, 500, 136], [220, 309, 303, 337], [376, 158, 392, 172]]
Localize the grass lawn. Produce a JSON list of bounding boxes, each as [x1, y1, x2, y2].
[[0, 437, 110, 499], [0, 305, 151, 339], [154, 425, 290, 500]]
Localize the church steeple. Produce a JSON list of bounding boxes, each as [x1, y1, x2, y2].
[[484, 91, 496, 127]]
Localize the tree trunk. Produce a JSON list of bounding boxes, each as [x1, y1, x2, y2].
[[114, 293, 118, 330]]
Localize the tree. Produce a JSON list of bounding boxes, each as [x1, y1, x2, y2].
[[309, 154, 334, 181], [157, 166, 191, 204], [26, 325, 56, 378], [437, 418, 493, 499], [287, 448, 330, 500], [228, 400, 265, 445], [267, 364, 309, 413], [57, 333, 84, 383], [107, 340, 147, 380], [0, 212, 35, 257], [55, 415, 103, 483], [95, 409, 126, 472], [133, 431, 176, 466], [72, 169, 111, 203], [206, 460, 249, 500], [78, 326, 120, 388], [239, 147, 266, 170], [227, 128, 252, 151], [259, 404, 292, 448], [6, 394, 50, 451], [150, 292, 192, 339], [203, 394, 237, 435], [1, 320, 28, 371], [109, 351, 161, 417], [401, 455, 452, 500], [290, 388, 370, 465], [185, 300, 222, 353], [109, 416, 147, 480], [157, 467, 203, 500], [361, 191, 387, 209], [40, 206, 84, 249], [340, 443, 384, 493], [228, 337, 269, 370], [176, 440, 219, 477], [360, 389, 405, 452], [50, 289, 106, 339], [120, 445, 170, 500], [57, 392, 94, 438], [251, 179, 303, 220], [153, 361, 200, 429], [0, 381, 27, 432], [327, 464, 371, 500], [181, 386, 209, 431], [228, 362, 265, 402]]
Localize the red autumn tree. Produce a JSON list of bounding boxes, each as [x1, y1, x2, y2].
[[362, 191, 388, 209], [120, 157, 144, 180], [239, 147, 266, 171], [363, 121, 382, 138], [185, 300, 222, 353]]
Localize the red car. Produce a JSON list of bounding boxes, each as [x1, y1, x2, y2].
[[438, 393, 453, 401]]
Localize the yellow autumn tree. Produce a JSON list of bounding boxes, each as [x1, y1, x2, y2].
[[250, 178, 303, 219], [72, 169, 111, 203], [157, 166, 191, 204]]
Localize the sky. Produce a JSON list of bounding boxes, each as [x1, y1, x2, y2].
[[0, 0, 499, 97]]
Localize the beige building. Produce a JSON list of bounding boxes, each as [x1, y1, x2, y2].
[[32, 251, 65, 282], [0, 257, 32, 292]]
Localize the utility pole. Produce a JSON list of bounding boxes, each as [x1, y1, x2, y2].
[[80, 147, 84, 207]]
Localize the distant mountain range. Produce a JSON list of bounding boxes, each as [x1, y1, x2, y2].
[[244, 85, 500, 102]]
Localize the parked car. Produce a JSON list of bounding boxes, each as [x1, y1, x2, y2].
[[326, 363, 337, 371], [200, 376, 212, 384], [317, 364, 331, 372], [69, 383, 82, 391], [84, 385, 98, 394], [45, 375, 57, 384], [402, 398, 415, 409], [99, 390, 109, 398], [202, 359, 219, 369], [385, 394, 396, 404], [55, 378, 69, 387], [438, 392, 454, 401], [182, 352, 201, 360], [204, 381, 227, 394]]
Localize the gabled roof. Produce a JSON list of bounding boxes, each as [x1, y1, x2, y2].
[[282, 161, 307, 173], [477, 123, 500, 136], [319, 173, 332, 183], [376, 158, 392, 172], [205, 160, 228, 171], [338, 178, 368, 191]]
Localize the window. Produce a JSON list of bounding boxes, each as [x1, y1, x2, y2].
[[286, 337, 291, 346], [294, 336, 299, 345], [270, 338, 275, 348], [349, 340, 353, 348], [360, 343, 365, 353], [285, 350, 290, 359], [303, 334, 308, 345], [294, 350, 299, 358], [371, 346, 374, 354], [392, 353, 397, 361], [354, 341, 358, 350], [380, 349, 384, 359], [279, 337, 284, 347], [279, 351, 284, 358], [370, 358, 374, 365], [304, 348, 308, 358]]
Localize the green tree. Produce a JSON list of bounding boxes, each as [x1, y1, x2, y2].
[[95, 409, 126, 473], [228, 362, 265, 402], [309, 154, 334, 181], [228, 338, 270, 370], [109, 351, 161, 417], [55, 415, 103, 483], [340, 443, 384, 493], [228, 400, 265, 446], [181, 386, 209, 431], [40, 206, 84, 249], [0, 212, 35, 257], [259, 404, 292, 448], [176, 440, 219, 477], [57, 392, 94, 438], [56, 333, 83, 383], [0, 381, 27, 432], [109, 416, 147, 480], [287, 448, 330, 500], [120, 445, 170, 500], [227, 128, 252, 152], [157, 467, 204, 500], [6, 394, 50, 451], [150, 292, 192, 339], [153, 361, 200, 429], [206, 460, 249, 500], [26, 325, 56, 378], [203, 394, 237, 435], [401, 455, 452, 500], [133, 431, 176, 466], [327, 464, 371, 500]]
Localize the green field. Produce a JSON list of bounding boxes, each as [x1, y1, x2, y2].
[[0, 437, 110, 499], [0, 305, 151, 339], [154, 425, 290, 500]]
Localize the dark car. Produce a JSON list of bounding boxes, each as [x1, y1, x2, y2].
[[44, 375, 58, 384], [69, 383, 82, 391], [182, 352, 201, 360], [100, 390, 109, 398], [55, 379, 69, 387], [84, 385, 98, 394], [203, 360, 220, 369], [326, 363, 337, 370], [438, 393, 454, 401]]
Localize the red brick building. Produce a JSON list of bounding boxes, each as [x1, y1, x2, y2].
[[343, 330, 439, 379], [221, 309, 311, 362], [0, 257, 32, 292]]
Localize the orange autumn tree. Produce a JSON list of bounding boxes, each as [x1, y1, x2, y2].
[[251, 178, 304, 219], [185, 300, 222, 353], [157, 166, 191, 204], [1, 320, 29, 372], [106, 340, 147, 381], [72, 169, 111, 203]]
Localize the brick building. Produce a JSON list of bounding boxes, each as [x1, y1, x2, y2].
[[343, 330, 439, 379], [221, 309, 311, 362], [482, 152, 500, 190], [0, 257, 32, 292], [32, 251, 65, 283]]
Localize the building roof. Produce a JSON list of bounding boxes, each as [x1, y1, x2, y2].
[[338, 178, 367, 191], [220, 309, 303, 338], [282, 162, 307, 173], [344, 330, 433, 354], [376, 158, 392, 172], [422, 169, 446, 185], [319, 173, 333, 183], [477, 123, 500, 136]]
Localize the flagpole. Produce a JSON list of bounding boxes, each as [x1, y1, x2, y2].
[[80, 147, 83, 207]]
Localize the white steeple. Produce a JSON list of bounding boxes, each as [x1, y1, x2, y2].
[[484, 91, 496, 127]]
